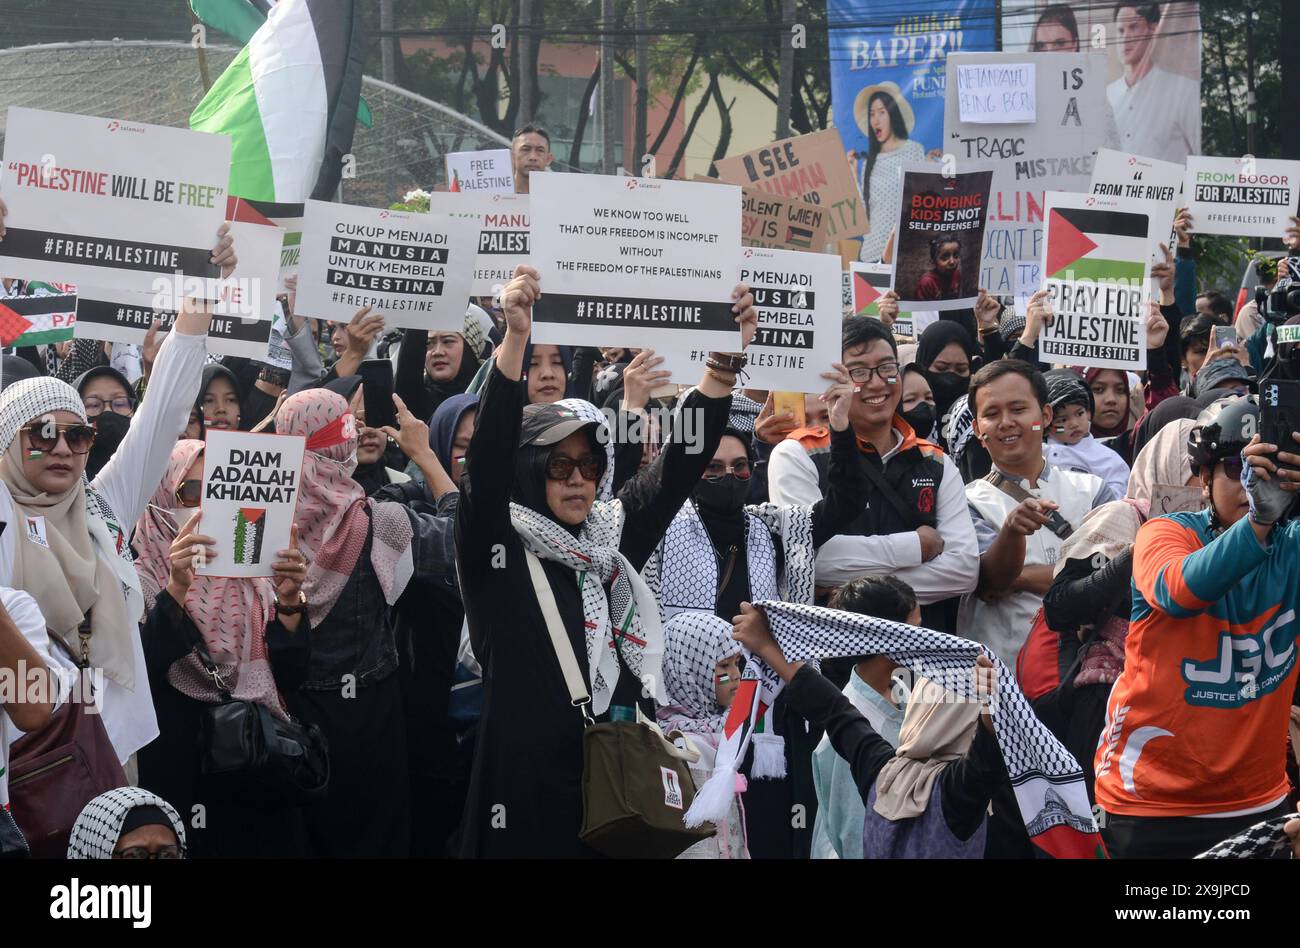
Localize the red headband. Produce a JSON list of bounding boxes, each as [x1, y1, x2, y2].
[[305, 412, 356, 452]]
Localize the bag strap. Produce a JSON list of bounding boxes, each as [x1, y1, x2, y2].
[[859, 454, 922, 529], [984, 470, 1075, 541], [524, 547, 594, 726]]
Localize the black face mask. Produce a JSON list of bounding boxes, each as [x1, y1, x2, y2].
[[922, 369, 971, 412], [85, 410, 131, 481], [900, 402, 937, 440], [694, 474, 750, 516]]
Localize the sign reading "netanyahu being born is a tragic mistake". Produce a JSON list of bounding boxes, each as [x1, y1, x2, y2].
[[0, 106, 230, 294], [294, 199, 478, 330], [529, 173, 742, 381]]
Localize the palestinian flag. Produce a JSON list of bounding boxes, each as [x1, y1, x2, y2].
[[784, 224, 814, 250], [1045, 203, 1150, 285], [190, 0, 366, 203], [0, 295, 77, 347], [850, 263, 891, 317], [233, 507, 267, 565]]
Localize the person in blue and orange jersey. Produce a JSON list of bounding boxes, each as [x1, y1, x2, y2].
[[1096, 394, 1300, 858]]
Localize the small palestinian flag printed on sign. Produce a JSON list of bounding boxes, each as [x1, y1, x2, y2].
[[232, 507, 267, 565], [1045, 205, 1149, 285], [851, 266, 891, 317], [0, 295, 77, 347], [449, 169, 461, 193], [784, 225, 814, 249]]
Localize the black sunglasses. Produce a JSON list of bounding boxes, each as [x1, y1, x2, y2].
[[22, 421, 96, 455], [546, 454, 602, 482], [175, 479, 202, 508]]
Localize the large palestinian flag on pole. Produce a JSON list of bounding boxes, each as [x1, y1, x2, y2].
[[189, 0, 366, 204], [1039, 191, 1155, 373]]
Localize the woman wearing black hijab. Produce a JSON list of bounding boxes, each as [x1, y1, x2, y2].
[[393, 306, 493, 421], [915, 321, 978, 447]]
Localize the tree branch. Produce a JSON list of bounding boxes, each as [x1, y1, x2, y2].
[[667, 70, 719, 180], [648, 44, 701, 156]]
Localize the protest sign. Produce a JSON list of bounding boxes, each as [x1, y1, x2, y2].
[[266, 301, 294, 371], [294, 199, 479, 330], [1184, 156, 1300, 239], [849, 261, 911, 337], [241, 199, 305, 292], [892, 164, 993, 311], [1090, 149, 1184, 205], [828, 0, 997, 261], [693, 177, 830, 252], [714, 130, 868, 241], [426, 192, 530, 297], [75, 285, 273, 361], [841, 270, 853, 318], [1038, 191, 1155, 371], [446, 149, 514, 194], [1013, 258, 1041, 322], [673, 247, 842, 393], [529, 173, 741, 382], [197, 429, 305, 579], [0, 294, 77, 347], [944, 52, 1119, 295], [208, 197, 283, 321], [0, 106, 230, 294], [956, 62, 1036, 123]]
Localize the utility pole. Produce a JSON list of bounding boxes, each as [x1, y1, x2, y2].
[[634, 0, 648, 174], [775, 0, 796, 139], [520, 0, 535, 126], [1245, 2, 1257, 158], [381, 0, 397, 203], [600, 0, 616, 174]]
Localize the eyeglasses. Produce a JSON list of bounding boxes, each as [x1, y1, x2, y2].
[[21, 421, 97, 455], [175, 479, 202, 508], [112, 846, 182, 860], [546, 453, 602, 482], [1220, 456, 1245, 480], [82, 395, 134, 417], [703, 459, 752, 481], [846, 361, 901, 385]]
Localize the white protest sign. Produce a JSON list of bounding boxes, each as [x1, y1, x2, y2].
[[197, 429, 305, 578], [1184, 156, 1300, 239], [529, 173, 742, 382], [674, 247, 842, 393], [956, 62, 1036, 124], [426, 192, 530, 297], [1090, 149, 1183, 259], [266, 301, 294, 371], [446, 149, 515, 194], [944, 53, 1119, 296], [0, 106, 230, 294], [1013, 258, 1041, 322], [74, 285, 273, 361], [294, 199, 479, 330], [240, 199, 305, 292], [1038, 191, 1157, 372]]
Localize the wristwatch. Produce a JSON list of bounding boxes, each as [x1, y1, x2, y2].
[[274, 590, 308, 616]]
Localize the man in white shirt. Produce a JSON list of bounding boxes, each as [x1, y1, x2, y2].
[[960, 361, 1116, 669], [767, 317, 978, 632], [1106, 2, 1200, 164]]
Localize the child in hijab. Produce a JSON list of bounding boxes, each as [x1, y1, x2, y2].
[[659, 612, 749, 859], [1042, 368, 1131, 499]]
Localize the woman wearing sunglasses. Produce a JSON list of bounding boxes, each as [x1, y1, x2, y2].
[[0, 213, 236, 773], [455, 265, 757, 858]]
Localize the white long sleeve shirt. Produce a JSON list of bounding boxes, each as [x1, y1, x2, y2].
[[767, 435, 979, 604]]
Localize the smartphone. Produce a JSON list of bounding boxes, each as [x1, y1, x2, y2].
[[1213, 325, 1237, 351], [1260, 378, 1300, 472], [772, 391, 806, 429], [359, 359, 397, 431]]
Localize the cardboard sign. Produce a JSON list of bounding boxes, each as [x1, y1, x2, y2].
[[0, 106, 230, 294], [714, 130, 869, 241], [1013, 258, 1041, 324], [294, 199, 479, 329], [529, 173, 741, 381], [956, 62, 1036, 123], [892, 164, 993, 311], [1149, 484, 1207, 516], [673, 247, 842, 393], [691, 177, 829, 252], [1184, 156, 1300, 239], [425, 192, 530, 297], [0, 293, 77, 346], [1038, 191, 1156, 371], [197, 429, 305, 578], [74, 285, 273, 361], [446, 149, 515, 194], [943, 52, 1119, 295]]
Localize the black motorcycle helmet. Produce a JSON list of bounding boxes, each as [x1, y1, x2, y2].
[[1187, 394, 1258, 476]]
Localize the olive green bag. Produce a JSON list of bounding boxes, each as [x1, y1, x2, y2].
[[525, 550, 716, 858]]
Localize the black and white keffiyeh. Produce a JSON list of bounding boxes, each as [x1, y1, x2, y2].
[[658, 612, 741, 738], [1194, 817, 1296, 860], [686, 601, 1106, 858], [944, 393, 976, 468], [510, 501, 664, 715], [67, 787, 187, 859]]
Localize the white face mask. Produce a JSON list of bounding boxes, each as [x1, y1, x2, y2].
[[172, 505, 200, 534]]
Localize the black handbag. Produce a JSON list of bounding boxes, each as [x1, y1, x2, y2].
[[191, 639, 330, 808]]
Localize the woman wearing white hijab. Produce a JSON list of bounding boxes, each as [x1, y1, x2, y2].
[[0, 205, 235, 766]]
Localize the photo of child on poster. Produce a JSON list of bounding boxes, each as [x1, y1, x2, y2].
[[892, 164, 993, 311]]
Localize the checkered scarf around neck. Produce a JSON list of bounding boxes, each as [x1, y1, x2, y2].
[[1195, 816, 1297, 859], [657, 612, 741, 742], [685, 601, 1107, 859], [943, 393, 975, 467], [275, 389, 414, 628], [132, 440, 286, 719], [0, 376, 137, 688], [509, 493, 664, 716], [556, 397, 615, 501], [67, 786, 187, 859]]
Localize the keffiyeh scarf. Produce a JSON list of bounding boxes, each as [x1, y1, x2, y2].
[[657, 611, 740, 739], [686, 601, 1106, 859], [510, 500, 664, 715], [67, 787, 187, 859], [1194, 817, 1295, 859]]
